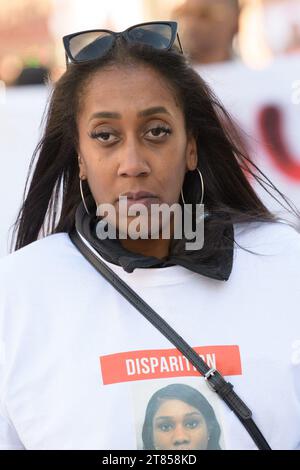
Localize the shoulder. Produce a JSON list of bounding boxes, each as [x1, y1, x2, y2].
[[232, 220, 300, 288], [233, 220, 300, 255], [0, 232, 77, 284]]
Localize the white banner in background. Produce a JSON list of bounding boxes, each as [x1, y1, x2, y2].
[[0, 85, 49, 257], [197, 53, 300, 226]]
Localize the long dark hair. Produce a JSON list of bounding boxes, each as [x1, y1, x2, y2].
[[10, 38, 299, 252], [142, 383, 222, 450]]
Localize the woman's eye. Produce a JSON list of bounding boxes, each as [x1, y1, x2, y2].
[[184, 419, 201, 429], [146, 126, 172, 139], [90, 131, 118, 144], [90, 126, 171, 144], [158, 422, 174, 432]]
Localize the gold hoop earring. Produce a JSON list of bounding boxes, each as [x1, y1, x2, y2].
[[181, 167, 204, 205]]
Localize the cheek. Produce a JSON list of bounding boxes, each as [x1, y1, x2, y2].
[[159, 157, 186, 201], [193, 425, 209, 448], [83, 155, 116, 205], [78, 131, 116, 205], [153, 429, 171, 447]]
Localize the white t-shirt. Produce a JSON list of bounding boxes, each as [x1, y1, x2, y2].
[[0, 221, 300, 450]]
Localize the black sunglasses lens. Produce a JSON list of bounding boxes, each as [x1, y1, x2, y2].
[[127, 24, 173, 49], [69, 31, 114, 62]]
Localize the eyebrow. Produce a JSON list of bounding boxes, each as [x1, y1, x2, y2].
[[88, 106, 171, 122], [155, 412, 202, 421]]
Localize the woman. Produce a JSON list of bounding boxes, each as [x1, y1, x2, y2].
[[142, 383, 222, 450], [0, 21, 300, 450]]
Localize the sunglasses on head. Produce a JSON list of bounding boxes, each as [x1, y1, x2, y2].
[[62, 21, 183, 66]]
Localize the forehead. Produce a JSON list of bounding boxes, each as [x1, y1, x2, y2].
[[155, 399, 200, 417], [79, 65, 181, 119]]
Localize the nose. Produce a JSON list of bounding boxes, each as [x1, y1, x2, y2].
[[117, 138, 150, 177], [172, 425, 190, 447]]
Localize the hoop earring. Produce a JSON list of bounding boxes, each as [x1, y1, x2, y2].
[[181, 167, 204, 205], [79, 178, 91, 215]]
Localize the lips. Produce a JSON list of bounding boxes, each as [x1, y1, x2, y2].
[[118, 191, 157, 200], [116, 191, 159, 210]]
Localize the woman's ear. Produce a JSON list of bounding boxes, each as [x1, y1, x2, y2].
[[185, 134, 198, 171], [78, 154, 87, 180]]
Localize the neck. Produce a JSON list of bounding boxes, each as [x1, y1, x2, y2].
[[120, 237, 171, 260], [118, 216, 175, 260]]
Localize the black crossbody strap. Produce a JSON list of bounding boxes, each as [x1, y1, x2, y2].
[[69, 229, 271, 450]]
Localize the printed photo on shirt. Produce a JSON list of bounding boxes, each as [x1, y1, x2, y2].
[[131, 378, 225, 450]]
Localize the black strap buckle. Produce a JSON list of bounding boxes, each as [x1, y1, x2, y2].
[[204, 367, 217, 391]]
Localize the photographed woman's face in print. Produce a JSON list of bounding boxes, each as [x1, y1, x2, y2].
[[152, 399, 209, 450], [77, 65, 197, 237]]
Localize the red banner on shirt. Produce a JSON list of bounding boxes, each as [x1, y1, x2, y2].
[[100, 345, 241, 385]]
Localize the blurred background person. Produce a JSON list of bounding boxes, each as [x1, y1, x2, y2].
[[172, 0, 241, 64], [261, 0, 300, 57], [239, 0, 300, 68], [14, 58, 50, 86], [0, 0, 54, 86]]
